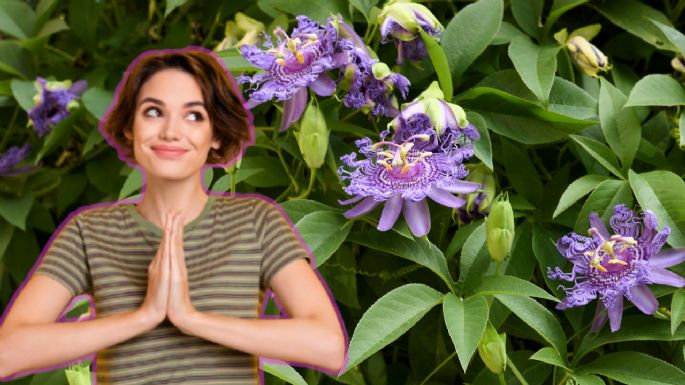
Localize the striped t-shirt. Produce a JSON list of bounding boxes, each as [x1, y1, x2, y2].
[[33, 193, 311, 385]]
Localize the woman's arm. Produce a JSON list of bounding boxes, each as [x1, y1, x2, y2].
[[0, 309, 155, 379], [175, 259, 346, 373]]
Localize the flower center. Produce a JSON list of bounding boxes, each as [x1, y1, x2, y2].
[[270, 28, 320, 67], [584, 227, 637, 273], [371, 134, 432, 176]]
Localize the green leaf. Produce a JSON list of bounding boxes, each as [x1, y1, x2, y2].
[[576, 316, 685, 361], [10, 79, 37, 112], [442, 293, 489, 372], [295, 211, 351, 267], [442, 0, 503, 81], [650, 19, 685, 55], [119, 168, 143, 199], [36, 111, 79, 164], [0, 221, 14, 264], [545, 1, 589, 34], [629, 170, 685, 248], [598, 78, 641, 169], [508, 37, 559, 103], [348, 230, 455, 291], [571, 373, 605, 385], [69, 0, 104, 47], [510, 0, 543, 39], [492, 21, 527, 45], [455, 87, 595, 144], [280, 199, 340, 223], [530, 347, 569, 370], [574, 179, 632, 234], [0, 192, 34, 231], [344, 283, 443, 372], [262, 362, 308, 385], [494, 294, 567, 358], [671, 289, 685, 335], [553, 175, 608, 218], [81, 87, 113, 121], [0, 0, 36, 39], [499, 137, 543, 205], [569, 135, 624, 178], [458, 223, 489, 287], [471, 275, 559, 302], [548, 77, 598, 120], [594, 0, 675, 51], [681, 113, 685, 150], [577, 351, 685, 385], [237, 156, 289, 187], [165, 0, 188, 17], [0, 41, 34, 79], [419, 28, 452, 101], [531, 224, 566, 296], [348, 0, 377, 20], [467, 111, 492, 169], [216, 48, 258, 74], [36, 18, 68, 38], [257, 0, 351, 25], [625, 74, 685, 107]]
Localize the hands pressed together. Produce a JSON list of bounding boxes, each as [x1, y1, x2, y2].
[[140, 210, 196, 329]]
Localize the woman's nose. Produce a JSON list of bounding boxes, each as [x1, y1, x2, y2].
[[159, 115, 182, 140]]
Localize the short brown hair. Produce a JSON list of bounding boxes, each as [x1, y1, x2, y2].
[[102, 46, 253, 167]]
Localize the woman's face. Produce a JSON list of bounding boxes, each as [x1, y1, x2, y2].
[[127, 68, 220, 181]]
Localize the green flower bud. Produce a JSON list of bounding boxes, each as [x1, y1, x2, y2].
[[65, 361, 92, 385], [478, 322, 507, 375], [214, 12, 264, 51], [672, 56, 685, 75], [378, 0, 443, 42], [485, 193, 515, 263], [566, 35, 611, 78], [295, 101, 329, 169], [391, 81, 468, 137]]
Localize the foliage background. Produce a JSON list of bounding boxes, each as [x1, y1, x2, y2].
[[1, 0, 685, 384]]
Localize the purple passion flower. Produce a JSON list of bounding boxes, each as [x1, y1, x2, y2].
[[337, 118, 480, 237], [378, 0, 444, 64], [29, 77, 87, 137], [0, 143, 34, 176], [548, 204, 685, 332], [238, 16, 340, 131]]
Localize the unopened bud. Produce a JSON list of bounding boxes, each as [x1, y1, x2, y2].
[[295, 101, 329, 169], [672, 56, 685, 74], [478, 322, 507, 375], [566, 35, 611, 78], [485, 193, 515, 263], [65, 361, 92, 385], [465, 164, 495, 214]]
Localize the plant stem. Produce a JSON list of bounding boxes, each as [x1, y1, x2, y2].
[[507, 357, 529, 385], [498, 373, 507, 385], [419, 352, 456, 385], [44, 44, 76, 63], [276, 148, 300, 194], [0, 106, 20, 153], [556, 372, 571, 385], [290, 168, 316, 200]]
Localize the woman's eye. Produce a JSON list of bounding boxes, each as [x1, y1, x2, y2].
[[144, 107, 161, 117], [187, 112, 204, 122]]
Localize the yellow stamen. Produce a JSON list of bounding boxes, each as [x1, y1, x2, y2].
[[296, 51, 305, 64], [377, 160, 393, 171]]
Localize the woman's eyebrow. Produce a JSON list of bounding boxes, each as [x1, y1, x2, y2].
[[138, 97, 206, 108]]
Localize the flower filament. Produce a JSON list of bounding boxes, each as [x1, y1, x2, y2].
[[584, 227, 636, 273], [270, 28, 320, 65], [371, 134, 432, 175]]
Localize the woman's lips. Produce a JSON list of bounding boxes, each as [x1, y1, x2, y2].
[[151, 146, 188, 159]]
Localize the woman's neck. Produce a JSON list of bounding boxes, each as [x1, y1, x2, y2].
[[134, 174, 209, 230]]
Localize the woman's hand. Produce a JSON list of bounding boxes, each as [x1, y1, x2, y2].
[[138, 211, 173, 328], [166, 210, 198, 329]]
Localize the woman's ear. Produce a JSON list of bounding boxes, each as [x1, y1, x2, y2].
[[211, 138, 220, 151]]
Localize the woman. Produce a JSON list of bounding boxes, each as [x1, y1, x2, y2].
[[0, 46, 346, 384]]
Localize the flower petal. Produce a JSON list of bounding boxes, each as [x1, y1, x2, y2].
[[402, 198, 430, 237], [310, 74, 336, 96], [338, 195, 365, 205], [649, 267, 685, 288], [437, 180, 481, 194], [279, 88, 308, 132], [589, 212, 610, 241], [343, 196, 380, 219], [651, 249, 685, 268], [628, 284, 658, 315], [378, 194, 403, 231], [427, 187, 465, 208], [591, 301, 608, 333], [607, 296, 624, 332]]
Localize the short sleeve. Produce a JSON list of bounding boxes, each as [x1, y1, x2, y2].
[[34, 213, 92, 297], [253, 198, 311, 290]]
